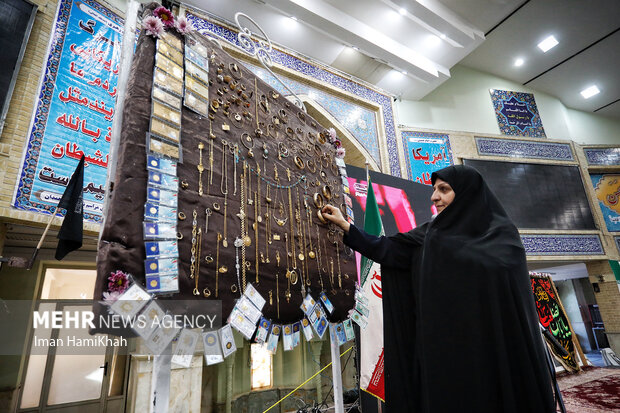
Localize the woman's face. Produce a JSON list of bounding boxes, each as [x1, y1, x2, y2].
[[431, 178, 455, 214]]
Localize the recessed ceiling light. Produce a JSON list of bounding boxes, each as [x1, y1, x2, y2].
[[440, 34, 446, 39], [401, 70, 407, 75], [351, 45, 359, 51], [514, 58, 524, 67], [399, 8, 407, 15], [290, 16, 297, 21], [580, 85, 600, 99], [537, 35, 558, 52]]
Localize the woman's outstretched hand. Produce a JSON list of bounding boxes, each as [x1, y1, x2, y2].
[[321, 204, 350, 233]]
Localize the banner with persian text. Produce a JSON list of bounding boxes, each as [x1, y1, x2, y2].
[[13, 0, 123, 222], [490, 89, 546, 138], [401, 131, 452, 186]]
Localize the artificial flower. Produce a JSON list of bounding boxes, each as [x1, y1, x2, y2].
[[333, 139, 342, 148], [153, 6, 175, 28], [336, 147, 346, 158], [328, 127, 337, 142], [143, 15, 164, 38], [108, 270, 129, 293], [103, 291, 121, 303], [175, 16, 193, 35]]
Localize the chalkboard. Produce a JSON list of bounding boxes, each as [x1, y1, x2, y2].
[[464, 159, 596, 230], [0, 0, 37, 134]]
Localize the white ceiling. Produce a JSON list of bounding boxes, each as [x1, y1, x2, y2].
[[182, 0, 620, 118]]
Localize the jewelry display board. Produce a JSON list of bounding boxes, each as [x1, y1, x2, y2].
[[95, 22, 356, 326]]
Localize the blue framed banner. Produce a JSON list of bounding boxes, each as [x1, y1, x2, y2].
[[401, 131, 452, 185], [490, 89, 546, 138], [590, 174, 620, 232], [13, 0, 124, 222]]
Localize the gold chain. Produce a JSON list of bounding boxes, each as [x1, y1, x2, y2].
[[189, 209, 197, 279], [221, 141, 229, 248], [240, 163, 248, 293], [193, 228, 202, 295], [197, 142, 204, 196], [255, 191, 259, 283], [215, 233, 221, 298], [288, 186, 296, 269], [316, 226, 324, 291], [335, 241, 342, 289]]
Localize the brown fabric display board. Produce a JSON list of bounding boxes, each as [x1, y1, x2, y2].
[[529, 273, 584, 372], [94, 13, 355, 329]]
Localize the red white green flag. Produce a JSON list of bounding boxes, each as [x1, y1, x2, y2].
[[359, 178, 385, 400]]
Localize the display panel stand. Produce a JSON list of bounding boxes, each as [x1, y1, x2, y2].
[[330, 326, 345, 413], [150, 343, 172, 413]]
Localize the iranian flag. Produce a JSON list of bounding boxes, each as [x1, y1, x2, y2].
[[359, 177, 385, 400]]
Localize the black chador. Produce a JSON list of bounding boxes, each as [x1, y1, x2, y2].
[[345, 165, 555, 412]]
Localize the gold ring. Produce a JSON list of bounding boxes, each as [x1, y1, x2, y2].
[[322, 185, 332, 200], [181, 180, 189, 189], [313, 193, 324, 208], [176, 232, 183, 240], [212, 202, 221, 211], [178, 212, 186, 220], [294, 156, 305, 169], [203, 287, 211, 298], [205, 255, 214, 264], [231, 284, 238, 293], [317, 209, 327, 224]]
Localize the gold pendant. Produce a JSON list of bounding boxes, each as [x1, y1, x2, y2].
[[298, 253, 305, 261], [289, 269, 298, 285], [308, 251, 316, 259], [243, 235, 252, 246], [222, 239, 228, 248]]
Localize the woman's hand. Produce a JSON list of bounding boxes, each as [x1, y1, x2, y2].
[[321, 205, 350, 233]]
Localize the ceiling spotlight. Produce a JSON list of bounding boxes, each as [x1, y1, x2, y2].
[[401, 70, 407, 75], [290, 16, 298, 21], [514, 58, 524, 67], [351, 45, 359, 51], [440, 34, 446, 39], [580, 85, 600, 99], [399, 8, 407, 15], [537, 35, 558, 52]]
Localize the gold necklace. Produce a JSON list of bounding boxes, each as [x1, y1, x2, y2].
[[193, 228, 202, 295], [254, 191, 260, 283], [190, 209, 198, 279], [315, 226, 324, 291], [220, 141, 229, 248], [209, 121, 215, 188], [276, 271, 281, 317], [335, 241, 342, 289], [197, 142, 204, 196]]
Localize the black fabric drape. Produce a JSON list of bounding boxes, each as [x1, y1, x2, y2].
[[55, 155, 84, 260], [344, 165, 554, 413]]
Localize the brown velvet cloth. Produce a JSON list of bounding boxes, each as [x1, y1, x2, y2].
[[94, 7, 355, 333]]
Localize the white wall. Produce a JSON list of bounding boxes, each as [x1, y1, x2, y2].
[[396, 65, 620, 145]]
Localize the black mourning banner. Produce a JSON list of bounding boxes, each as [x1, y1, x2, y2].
[[530, 274, 580, 372], [55, 155, 85, 260], [94, 16, 355, 330]]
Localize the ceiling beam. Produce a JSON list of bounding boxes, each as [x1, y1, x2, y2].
[[263, 0, 450, 81]]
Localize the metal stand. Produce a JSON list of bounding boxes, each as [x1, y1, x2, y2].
[[150, 343, 172, 413], [329, 325, 344, 413], [540, 323, 566, 413]]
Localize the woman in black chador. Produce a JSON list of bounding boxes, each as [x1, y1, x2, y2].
[[322, 165, 555, 413]]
